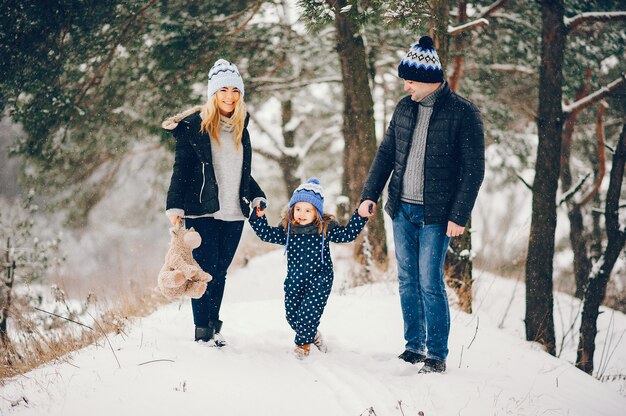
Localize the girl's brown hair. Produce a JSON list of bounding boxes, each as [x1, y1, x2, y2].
[[281, 206, 336, 237], [199, 93, 246, 149]]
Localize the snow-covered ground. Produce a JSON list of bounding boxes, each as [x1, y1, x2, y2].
[[1, 248, 625, 416]]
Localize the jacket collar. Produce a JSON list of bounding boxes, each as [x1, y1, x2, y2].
[[162, 106, 250, 131]]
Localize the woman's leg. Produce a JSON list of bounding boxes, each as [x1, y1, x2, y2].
[[186, 218, 243, 327]]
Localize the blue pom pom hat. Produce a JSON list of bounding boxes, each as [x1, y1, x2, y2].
[[398, 36, 444, 84], [288, 177, 325, 216]]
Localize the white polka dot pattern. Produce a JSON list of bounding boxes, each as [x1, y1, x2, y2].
[[249, 210, 367, 344]]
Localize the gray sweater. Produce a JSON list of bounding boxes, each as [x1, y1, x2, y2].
[[400, 84, 443, 204]]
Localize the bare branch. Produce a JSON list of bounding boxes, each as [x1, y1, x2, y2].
[[464, 63, 535, 75], [448, 18, 489, 36], [490, 12, 537, 31], [563, 75, 626, 116], [565, 12, 626, 33], [254, 76, 343, 92], [247, 112, 284, 153], [300, 125, 340, 158], [252, 146, 282, 163], [579, 103, 608, 206], [516, 172, 533, 191], [476, 0, 509, 19]]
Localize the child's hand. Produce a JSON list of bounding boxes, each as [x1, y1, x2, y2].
[[255, 200, 267, 217]]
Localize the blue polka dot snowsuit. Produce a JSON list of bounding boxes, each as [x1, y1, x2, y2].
[[249, 210, 367, 346]]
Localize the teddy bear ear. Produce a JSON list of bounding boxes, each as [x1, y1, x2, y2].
[[184, 230, 202, 249]]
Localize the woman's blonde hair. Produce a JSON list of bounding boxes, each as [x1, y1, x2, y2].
[[281, 206, 336, 237], [200, 93, 246, 149]]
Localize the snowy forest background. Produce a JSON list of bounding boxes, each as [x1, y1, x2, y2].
[[0, 0, 625, 391]]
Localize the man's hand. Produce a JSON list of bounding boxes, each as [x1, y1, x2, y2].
[[358, 200, 376, 218], [446, 221, 465, 237]]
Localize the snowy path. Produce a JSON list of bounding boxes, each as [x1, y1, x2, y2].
[[1, 249, 625, 416]]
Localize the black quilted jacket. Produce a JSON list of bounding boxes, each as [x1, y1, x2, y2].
[[360, 83, 484, 226], [165, 111, 265, 218]]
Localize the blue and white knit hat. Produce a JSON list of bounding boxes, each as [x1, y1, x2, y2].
[[289, 177, 324, 215], [207, 59, 245, 99], [398, 36, 444, 84]]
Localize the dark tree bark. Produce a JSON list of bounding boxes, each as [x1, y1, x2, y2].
[[280, 100, 304, 194], [576, 123, 626, 374], [330, 0, 387, 268], [439, 1, 473, 313], [525, 0, 566, 356], [1, 238, 16, 351], [560, 71, 592, 299]]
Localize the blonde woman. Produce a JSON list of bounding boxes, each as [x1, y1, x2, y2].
[[163, 59, 266, 346]]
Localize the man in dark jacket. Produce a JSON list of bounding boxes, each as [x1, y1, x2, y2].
[[358, 36, 485, 374]]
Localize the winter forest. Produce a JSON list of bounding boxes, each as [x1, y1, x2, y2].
[[1, 0, 626, 415]]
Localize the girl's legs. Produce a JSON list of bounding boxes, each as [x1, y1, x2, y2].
[[285, 273, 333, 346], [185, 217, 244, 328]]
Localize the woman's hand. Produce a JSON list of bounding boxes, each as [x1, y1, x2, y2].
[[167, 214, 182, 226]]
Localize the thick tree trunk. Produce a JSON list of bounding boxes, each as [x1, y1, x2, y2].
[[433, 0, 473, 313], [525, 0, 566, 356], [576, 124, 626, 374], [332, 0, 387, 269]]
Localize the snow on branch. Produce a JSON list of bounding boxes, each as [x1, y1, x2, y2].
[[565, 11, 626, 33], [254, 76, 343, 92], [464, 63, 535, 75], [448, 18, 489, 36], [248, 112, 285, 156], [476, 0, 509, 19], [563, 75, 626, 116], [299, 125, 340, 158], [487, 64, 535, 75]]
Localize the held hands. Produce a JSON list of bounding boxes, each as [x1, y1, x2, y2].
[[255, 200, 267, 217], [358, 200, 376, 218]]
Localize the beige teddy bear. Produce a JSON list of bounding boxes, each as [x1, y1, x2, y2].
[[158, 224, 212, 299]]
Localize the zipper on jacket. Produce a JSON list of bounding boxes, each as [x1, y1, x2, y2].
[[199, 163, 206, 203]]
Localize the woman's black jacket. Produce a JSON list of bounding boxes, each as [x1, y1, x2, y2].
[[165, 110, 265, 218]]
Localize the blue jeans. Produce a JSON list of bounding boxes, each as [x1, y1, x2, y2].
[[392, 202, 451, 361]]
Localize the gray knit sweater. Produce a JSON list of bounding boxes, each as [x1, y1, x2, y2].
[[400, 84, 444, 204]]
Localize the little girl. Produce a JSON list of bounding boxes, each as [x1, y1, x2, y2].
[[249, 178, 368, 359]]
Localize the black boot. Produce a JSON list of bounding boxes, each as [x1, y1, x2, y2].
[[210, 319, 226, 347], [398, 349, 427, 364], [194, 326, 214, 342]]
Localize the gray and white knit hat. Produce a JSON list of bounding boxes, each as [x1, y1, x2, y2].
[[289, 177, 324, 215], [207, 59, 245, 99], [398, 36, 444, 83]]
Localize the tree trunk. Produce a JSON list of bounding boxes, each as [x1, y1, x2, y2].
[[279, 99, 303, 194], [445, 219, 474, 313], [429, 0, 450, 70], [525, 0, 566, 356], [432, 0, 474, 313], [560, 72, 592, 299], [331, 0, 387, 269], [1, 238, 15, 350], [576, 123, 626, 374]]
